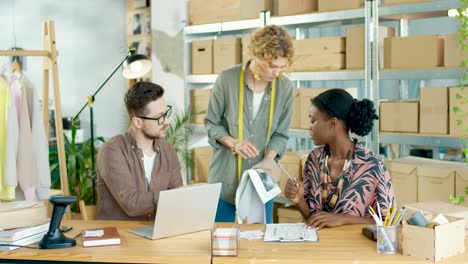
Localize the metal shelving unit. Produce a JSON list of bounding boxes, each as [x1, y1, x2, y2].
[[186, 68, 463, 83], [184, 0, 459, 35], [190, 125, 463, 149], [185, 0, 462, 158]]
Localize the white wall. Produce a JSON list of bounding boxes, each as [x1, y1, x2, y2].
[[0, 0, 128, 139], [151, 0, 187, 114]]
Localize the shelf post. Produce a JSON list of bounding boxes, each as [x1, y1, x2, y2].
[[365, 0, 380, 154]]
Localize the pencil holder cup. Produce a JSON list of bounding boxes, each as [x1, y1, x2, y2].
[[211, 223, 240, 256], [376, 225, 399, 254]]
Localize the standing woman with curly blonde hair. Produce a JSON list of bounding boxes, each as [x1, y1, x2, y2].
[[205, 25, 295, 223]]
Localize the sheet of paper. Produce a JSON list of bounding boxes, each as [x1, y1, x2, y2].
[[84, 229, 104, 237], [236, 169, 282, 224], [240, 230, 264, 240], [264, 223, 318, 242]]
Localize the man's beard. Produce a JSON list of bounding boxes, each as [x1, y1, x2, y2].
[[142, 125, 167, 140]]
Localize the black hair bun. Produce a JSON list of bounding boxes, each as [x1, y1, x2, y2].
[[347, 99, 379, 136]]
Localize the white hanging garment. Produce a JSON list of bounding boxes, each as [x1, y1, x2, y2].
[[20, 74, 51, 200], [0, 76, 16, 200]]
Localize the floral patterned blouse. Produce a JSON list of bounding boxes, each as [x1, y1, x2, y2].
[[303, 141, 395, 218]]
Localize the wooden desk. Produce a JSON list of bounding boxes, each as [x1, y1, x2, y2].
[[0, 220, 211, 264], [213, 224, 468, 264]]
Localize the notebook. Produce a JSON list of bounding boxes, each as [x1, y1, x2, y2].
[[82, 227, 120, 247], [0, 222, 49, 242], [128, 183, 221, 240]]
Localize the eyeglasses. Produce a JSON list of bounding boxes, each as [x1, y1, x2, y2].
[[137, 105, 172, 125]]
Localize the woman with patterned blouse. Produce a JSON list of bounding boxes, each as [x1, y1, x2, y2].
[[284, 89, 395, 229]]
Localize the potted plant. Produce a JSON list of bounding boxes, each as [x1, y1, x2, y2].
[[165, 108, 193, 174], [49, 125, 106, 212]]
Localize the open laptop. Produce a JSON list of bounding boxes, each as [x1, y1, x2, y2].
[[128, 183, 221, 240]]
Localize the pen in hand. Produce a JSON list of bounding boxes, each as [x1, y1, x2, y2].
[[277, 162, 299, 187]]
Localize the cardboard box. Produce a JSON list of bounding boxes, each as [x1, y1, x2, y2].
[[318, 0, 363, 12], [291, 88, 358, 129], [384, 35, 444, 69], [0, 201, 48, 230], [214, 37, 241, 74], [291, 37, 345, 71], [277, 206, 304, 223], [241, 36, 251, 64], [449, 87, 468, 136], [380, 101, 419, 133], [291, 54, 345, 71], [192, 40, 213, 74], [455, 166, 468, 207], [419, 87, 448, 134], [346, 26, 396, 69], [275, 0, 317, 16], [402, 215, 465, 262], [241, 0, 273, 19], [384, 159, 418, 206], [192, 146, 213, 183], [295, 88, 329, 129], [294, 37, 346, 56], [278, 151, 309, 192], [417, 165, 455, 203], [190, 89, 212, 125], [189, 0, 241, 25], [404, 200, 468, 236], [445, 33, 468, 68]]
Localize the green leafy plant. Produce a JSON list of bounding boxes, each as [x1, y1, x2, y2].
[[453, 0, 468, 165], [449, 0, 468, 205], [165, 108, 193, 171], [49, 125, 106, 211]]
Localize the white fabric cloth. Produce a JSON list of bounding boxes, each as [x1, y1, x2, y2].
[[3, 73, 19, 190], [252, 91, 265, 120]]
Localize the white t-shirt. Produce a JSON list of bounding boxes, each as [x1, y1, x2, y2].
[[143, 152, 156, 184], [252, 91, 265, 120]]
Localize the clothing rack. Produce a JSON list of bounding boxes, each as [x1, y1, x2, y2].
[[0, 21, 69, 200]]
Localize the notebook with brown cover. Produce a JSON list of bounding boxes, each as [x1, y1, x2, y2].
[[82, 227, 120, 247]]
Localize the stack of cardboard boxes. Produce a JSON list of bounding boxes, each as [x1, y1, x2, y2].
[[385, 156, 468, 206], [290, 88, 358, 130], [346, 26, 395, 69], [379, 87, 467, 137], [192, 146, 213, 183], [188, 0, 436, 25], [191, 37, 241, 75], [291, 37, 346, 72], [190, 89, 212, 125]]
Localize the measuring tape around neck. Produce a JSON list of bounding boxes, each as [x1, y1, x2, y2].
[[237, 67, 276, 181]]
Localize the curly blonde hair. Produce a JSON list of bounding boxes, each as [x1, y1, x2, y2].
[[248, 25, 294, 69]]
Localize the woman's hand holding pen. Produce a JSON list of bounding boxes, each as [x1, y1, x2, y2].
[[284, 178, 304, 204], [232, 140, 259, 159]]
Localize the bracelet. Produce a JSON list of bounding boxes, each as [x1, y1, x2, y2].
[[230, 140, 238, 155]]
